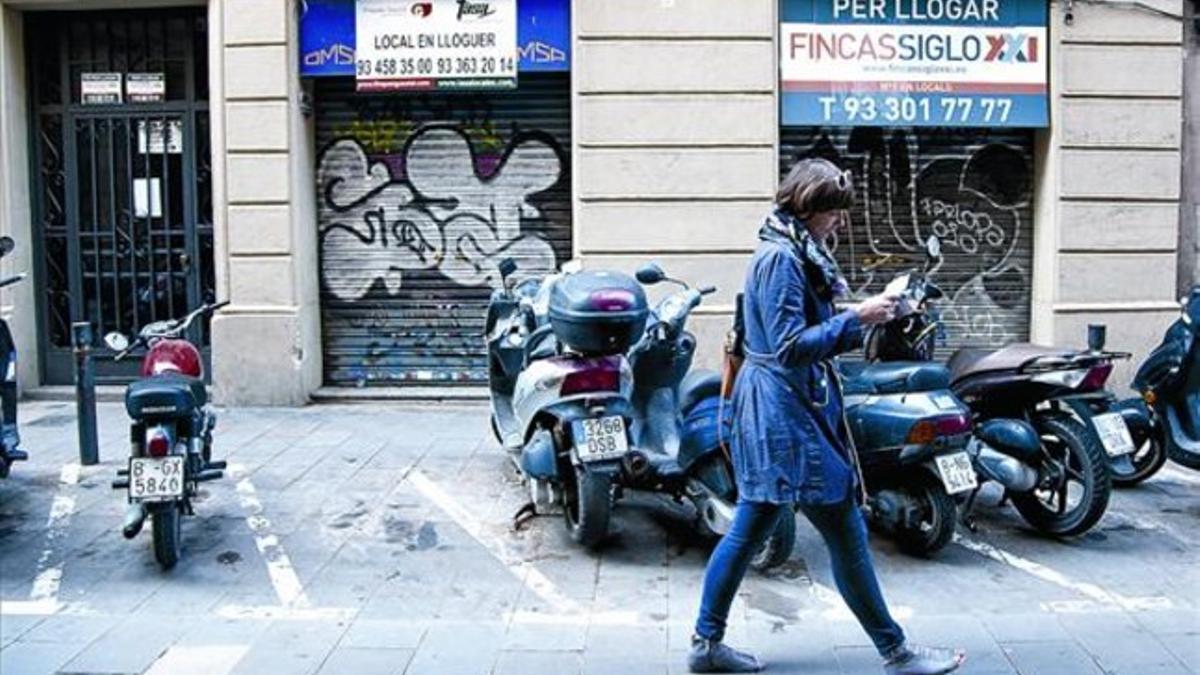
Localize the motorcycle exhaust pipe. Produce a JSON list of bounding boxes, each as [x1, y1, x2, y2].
[[122, 503, 146, 539], [975, 445, 1038, 492]]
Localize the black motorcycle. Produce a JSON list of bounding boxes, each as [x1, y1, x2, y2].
[[867, 238, 1124, 537], [0, 236, 26, 478], [1111, 287, 1200, 481]]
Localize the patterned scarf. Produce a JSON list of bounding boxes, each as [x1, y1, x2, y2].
[[761, 207, 849, 301]]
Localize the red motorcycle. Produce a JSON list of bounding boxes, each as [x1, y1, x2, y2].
[[107, 300, 227, 569]]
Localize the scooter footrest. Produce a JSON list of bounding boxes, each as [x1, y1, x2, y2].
[[193, 469, 223, 483], [117, 468, 129, 476], [112, 478, 130, 490], [205, 460, 227, 470]]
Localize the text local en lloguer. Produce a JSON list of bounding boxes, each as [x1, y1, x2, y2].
[[372, 32, 497, 50]]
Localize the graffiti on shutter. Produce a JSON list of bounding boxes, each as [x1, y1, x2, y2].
[[315, 75, 571, 386], [781, 126, 1035, 349]]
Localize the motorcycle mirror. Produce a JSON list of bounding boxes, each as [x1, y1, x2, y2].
[[0, 236, 13, 259], [104, 332, 129, 352], [635, 263, 667, 285], [498, 258, 518, 279], [925, 235, 942, 260]]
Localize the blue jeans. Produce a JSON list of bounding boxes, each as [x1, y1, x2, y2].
[[694, 498, 906, 656]]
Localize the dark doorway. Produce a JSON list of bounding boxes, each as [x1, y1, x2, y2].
[[26, 9, 214, 384]]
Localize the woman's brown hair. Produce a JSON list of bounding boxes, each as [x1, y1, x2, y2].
[[775, 158, 854, 219]]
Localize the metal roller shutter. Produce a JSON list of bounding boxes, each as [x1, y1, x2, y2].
[[314, 73, 572, 386], [780, 126, 1036, 352]]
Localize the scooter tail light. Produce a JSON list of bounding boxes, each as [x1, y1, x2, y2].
[[906, 413, 971, 445], [1079, 363, 1114, 392], [561, 367, 620, 396], [146, 428, 171, 458]]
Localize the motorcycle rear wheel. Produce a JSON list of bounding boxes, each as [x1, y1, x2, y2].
[[1012, 416, 1111, 537], [152, 504, 182, 570], [893, 472, 957, 557], [1112, 432, 1167, 487], [563, 466, 612, 549]]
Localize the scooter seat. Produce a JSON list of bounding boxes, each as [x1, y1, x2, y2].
[[678, 369, 723, 415], [126, 373, 206, 418], [839, 362, 950, 396], [947, 343, 1075, 383]]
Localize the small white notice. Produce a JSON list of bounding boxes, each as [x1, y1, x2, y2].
[[137, 120, 183, 154], [126, 72, 165, 103], [133, 178, 163, 218], [81, 73, 123, 104]]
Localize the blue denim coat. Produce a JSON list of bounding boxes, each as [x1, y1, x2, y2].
[[730, 225, 864, 505]]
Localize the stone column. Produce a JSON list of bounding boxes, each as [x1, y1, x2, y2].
[[209, 0, 321, 405]]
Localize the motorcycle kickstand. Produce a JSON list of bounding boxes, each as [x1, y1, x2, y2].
[[512, 502, 538, 532], [960, 486, 983, 534]]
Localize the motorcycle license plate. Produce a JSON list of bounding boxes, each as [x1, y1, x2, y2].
[[1093, 412, 1136, 457], [934, 452, 978, 495], [572, 416, 629, 463], [128, 456, 184, 502]]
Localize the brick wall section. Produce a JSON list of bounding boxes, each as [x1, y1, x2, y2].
[[1051, 0, 1186, 385], [573, 0, 778, 369]]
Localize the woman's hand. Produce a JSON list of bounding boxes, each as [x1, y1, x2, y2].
[[855, 293, 901, 326]]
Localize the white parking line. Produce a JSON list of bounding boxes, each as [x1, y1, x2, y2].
[[231, 469, 310, 609], [28, 463, 81, 604], [143, 645, 250, 675], [953, 534, 1173, 613], [406, 469, 635, 625]]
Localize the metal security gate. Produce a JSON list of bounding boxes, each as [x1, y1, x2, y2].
[[27, 10, 214, 384], [314, 73, 572, 386], [780, 126, 1035, 352]]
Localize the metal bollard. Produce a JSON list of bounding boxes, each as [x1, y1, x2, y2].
[[71, 322, 98, 466], [1087, 324, 1107, 352]]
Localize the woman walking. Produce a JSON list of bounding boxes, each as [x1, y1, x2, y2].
[[688, 159, 966, 675]]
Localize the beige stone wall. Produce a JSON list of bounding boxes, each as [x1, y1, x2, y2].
[[209, 0, 321, 405], [0, 6, 37, 395], [1048, 0, 1186, 389], [574, 0, 778, 371]]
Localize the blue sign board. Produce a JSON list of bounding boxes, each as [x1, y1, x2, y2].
[[779, 0, 1049, 127], [300, 0, 569, 77]]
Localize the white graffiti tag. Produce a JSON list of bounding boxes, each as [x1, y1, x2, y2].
[[317, 128, 560, 300]]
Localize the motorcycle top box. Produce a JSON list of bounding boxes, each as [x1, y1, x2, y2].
[[549, 270, 648, 355]]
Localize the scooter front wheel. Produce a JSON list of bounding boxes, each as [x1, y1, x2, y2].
[[564, 466, 612, 549], [152, 504, 182, 570]]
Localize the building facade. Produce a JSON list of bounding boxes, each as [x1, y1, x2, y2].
[[0, 0, 1193, 405]]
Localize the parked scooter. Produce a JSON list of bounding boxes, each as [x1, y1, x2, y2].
[[627, 263, 795, 570], [486, 260, 646, 548], [107, 300, 228, 569], [866, 238, 1125, 537], [1115, 286, 1200, 479], [0, 236, 26, 479]]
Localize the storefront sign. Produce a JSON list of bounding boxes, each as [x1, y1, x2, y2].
[[300, 0, 568, 77], [126, 73, 166, 103], [81, 73, 123, 104], [780, 0, 1048, 127], [354, 0, 516, 91]]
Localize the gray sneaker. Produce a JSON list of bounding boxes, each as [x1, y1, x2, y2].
[[883, 645, 966, 675], [687, 635, 764, 673]]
